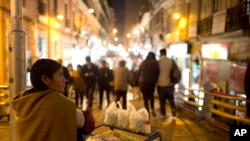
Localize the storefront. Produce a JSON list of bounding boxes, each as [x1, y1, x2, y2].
[[201, 41, 248, 122], [168, 42, 191, 88]]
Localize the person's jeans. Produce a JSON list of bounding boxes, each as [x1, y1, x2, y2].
[[75, 90, 84, 107], [139, 83, 156, 113], [98, 85, 111, 107], [157, 85, 176, 116], [85, 84, 95, 109], [115, 90, 127, 109]]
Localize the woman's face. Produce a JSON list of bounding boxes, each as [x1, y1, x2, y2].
[[46, 68, 66, 93]]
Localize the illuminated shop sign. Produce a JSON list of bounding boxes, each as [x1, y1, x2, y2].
[[201, 43, 228, 60], [168, 43, 188, 57]]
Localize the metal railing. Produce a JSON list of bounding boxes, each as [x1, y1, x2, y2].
[[175, 87, 250, 132]]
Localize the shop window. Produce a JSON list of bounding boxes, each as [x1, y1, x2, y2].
[[37, 37, 47, 58], [37, 0, 46, 15]]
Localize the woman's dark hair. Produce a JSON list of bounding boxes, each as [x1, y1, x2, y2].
[[119, 60, 126, 67], [146, 52, 156, 60], [30, 59, 61, 91]]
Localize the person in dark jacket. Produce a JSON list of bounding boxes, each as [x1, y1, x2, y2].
[[98, 60, 114, 109], [58, 59, 71, 97], [80, 56, 99, 111], [130, 68, 141, 99], [244, 61, 250, 118], [138, 52, 159, 116]]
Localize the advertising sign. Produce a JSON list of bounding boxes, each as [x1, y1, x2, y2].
[[204, 61, 218, 83], [201, 43, 228, 60], [229, 65, 246, 93], [212, 10, 227, 34]]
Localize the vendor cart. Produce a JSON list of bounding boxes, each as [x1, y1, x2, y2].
[[93, 124, 162, 141]]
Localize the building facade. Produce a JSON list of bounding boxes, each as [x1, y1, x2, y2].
[[135, 0, 250, 126], [0, 0, 115, 85], [141, 0, 249, 94]]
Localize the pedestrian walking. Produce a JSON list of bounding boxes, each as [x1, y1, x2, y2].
[[157, 48, 177, 119], [130, 66, 141, 100], [98, 60, 114, 109], [80, 56, 99, 111], [114, 60, 132, 109], [138, 52, 159, 117], [58, 59, 71, 97], [73, 65, 85, 108], [67, 63, 75, 98]]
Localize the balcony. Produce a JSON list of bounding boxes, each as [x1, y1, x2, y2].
[[225, 1, 250, 32], [197, 2, 250, 37], [197, 16, 212, 36], [65, 19, 70, 28]]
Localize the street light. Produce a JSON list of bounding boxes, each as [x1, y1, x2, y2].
[[56, 14, 64, 20], [173, 12, 180, 19], [88, 8, 94, 14], [112, 28, 117, 34], [127, 33, 131, 38], [133, 28, 140, 35]]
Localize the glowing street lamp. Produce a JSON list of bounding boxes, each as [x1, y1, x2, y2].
[[173, 12, 180, 19], [133, 28, 140, 35], [127, 33, 131, 38], [112, 28, 117, 34], [56, 14, 64, 20], [88, 8, 94, 14]]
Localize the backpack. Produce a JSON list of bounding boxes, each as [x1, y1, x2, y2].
[[170, 59, 181, 84]]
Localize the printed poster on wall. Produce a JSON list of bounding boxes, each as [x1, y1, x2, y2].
[[204, 61, 218, 83], [229, 65, 246, 93]]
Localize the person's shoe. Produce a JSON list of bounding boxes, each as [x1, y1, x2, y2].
[[172, 109, 176, 117], [160, 115, 166, 119], [151, 111, 156, 117]]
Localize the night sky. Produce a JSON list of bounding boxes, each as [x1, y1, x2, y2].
[[109, 0, 125, 43], [108, 0, 149, 44]]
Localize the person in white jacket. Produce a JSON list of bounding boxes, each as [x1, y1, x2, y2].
[[157, 48, 177, 119]]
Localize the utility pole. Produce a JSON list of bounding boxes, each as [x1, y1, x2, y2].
[[9, 0, 26, 141]]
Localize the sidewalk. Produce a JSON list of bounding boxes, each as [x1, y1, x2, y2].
[[85, 90, 229, 141], [0, 90, 229, 141]]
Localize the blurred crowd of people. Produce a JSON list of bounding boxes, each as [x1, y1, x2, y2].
[[63, 55, 132, 111], [11, 48, 179, 141], [62, 48, 178, 119]]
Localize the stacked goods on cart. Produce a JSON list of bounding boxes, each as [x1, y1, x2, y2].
[[105, 130, 140, 141], [86, 130, 140, 141], [86, 134, 121, 141], [104, 101, 150, 133]]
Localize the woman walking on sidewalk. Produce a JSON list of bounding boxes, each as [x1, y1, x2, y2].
[[138, 52, 159, 116]]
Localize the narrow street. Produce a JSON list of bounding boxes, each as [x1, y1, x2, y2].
[[0, 91, 229, 141]]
